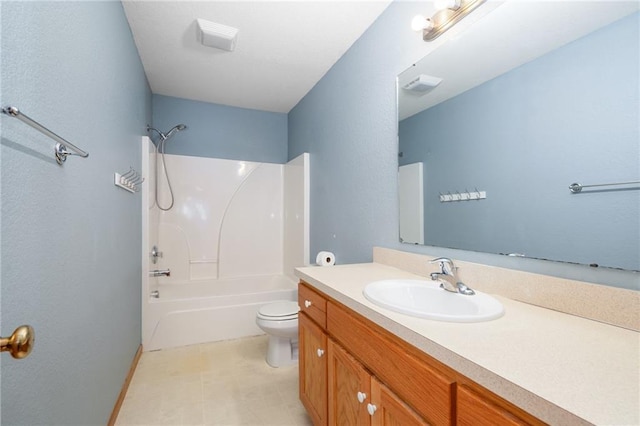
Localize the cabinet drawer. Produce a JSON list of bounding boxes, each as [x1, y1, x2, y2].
[[327, 302, 455, 426], [299, 282, 327, 329]]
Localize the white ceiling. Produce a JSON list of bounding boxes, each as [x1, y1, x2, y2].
[[122, 1, 392, 113]]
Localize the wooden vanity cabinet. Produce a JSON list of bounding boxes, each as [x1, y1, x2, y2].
[[298, 281, 544, 426], [300, 282, 430, 426], [299, 284, 329, 425]]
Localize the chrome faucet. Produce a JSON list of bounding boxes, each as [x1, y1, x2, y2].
[[429, 257, 475, 295], [149, 269, 170, 277]]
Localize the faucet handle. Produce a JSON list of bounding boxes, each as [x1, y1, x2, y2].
[[429, 257, 455, 274]]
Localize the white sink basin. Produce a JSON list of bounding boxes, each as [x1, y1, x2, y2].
[[363, 279, 504, 323]]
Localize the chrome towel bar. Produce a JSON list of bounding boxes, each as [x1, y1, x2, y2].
[[2, 105, 89, 165], [569, 180, 640, 193]]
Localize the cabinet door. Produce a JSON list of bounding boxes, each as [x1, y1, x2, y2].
[[370, 378, 429, 426], [299, 313, 328, 425], [457, 385, 530, 426], [328, 339, 371, 425]]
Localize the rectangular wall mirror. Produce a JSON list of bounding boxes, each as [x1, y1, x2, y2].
[[397, 2, 639, 271]]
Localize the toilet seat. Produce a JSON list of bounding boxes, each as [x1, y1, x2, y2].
[[257, 301, 299, 321]]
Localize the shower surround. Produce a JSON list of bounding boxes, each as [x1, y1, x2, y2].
[[141, 137, 309, 351]]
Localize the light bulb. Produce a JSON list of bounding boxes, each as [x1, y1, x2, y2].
[[411, 15, 426, 31], [411, 15, 434, 32], [434, 0, 461, 11]]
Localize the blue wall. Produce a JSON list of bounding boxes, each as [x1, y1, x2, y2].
[[152, 94, 288, 163], [289, 3, 639, 289], [1, 2, 151, 424], [399, 13, 639, 271], [288, 2, 410, 266]]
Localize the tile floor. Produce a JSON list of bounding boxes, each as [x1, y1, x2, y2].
[[115, 335, 312, 426]]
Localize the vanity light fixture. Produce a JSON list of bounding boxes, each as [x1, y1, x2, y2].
[[412, 0, 487, 42]]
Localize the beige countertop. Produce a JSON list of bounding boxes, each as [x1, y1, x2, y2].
[[295, 262, 640, 426]]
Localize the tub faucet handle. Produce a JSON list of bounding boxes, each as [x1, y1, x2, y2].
[[151, 245, 163, 264]]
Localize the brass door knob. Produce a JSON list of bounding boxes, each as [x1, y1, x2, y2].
[[1, 325, 35, 359]]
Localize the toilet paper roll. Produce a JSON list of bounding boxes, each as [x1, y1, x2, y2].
[[316, 251, 336, 266]]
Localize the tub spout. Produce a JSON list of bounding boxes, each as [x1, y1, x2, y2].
[[150, 269, 170, 277]]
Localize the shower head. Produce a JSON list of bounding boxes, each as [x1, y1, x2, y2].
[[146, 124, 187, 141], [165, 124, 187, 139]]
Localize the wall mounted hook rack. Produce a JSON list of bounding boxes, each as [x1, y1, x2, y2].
[[439, 189, 486, 202], [115, 167, 143, 193]]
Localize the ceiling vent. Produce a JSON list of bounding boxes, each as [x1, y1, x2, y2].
[[402, 74, 442, 95], [196, 19, 239, 52]]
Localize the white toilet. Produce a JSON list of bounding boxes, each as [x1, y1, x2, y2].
[[255, 300, 299, 367]]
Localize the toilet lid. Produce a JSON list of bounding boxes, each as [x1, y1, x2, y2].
[[258, 301, 299, 319]]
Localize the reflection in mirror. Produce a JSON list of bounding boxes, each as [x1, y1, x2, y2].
[[397, 2, 639, 271], [399, 162, 425, 244]]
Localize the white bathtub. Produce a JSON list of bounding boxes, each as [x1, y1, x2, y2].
[[143, 275, 297, 351]]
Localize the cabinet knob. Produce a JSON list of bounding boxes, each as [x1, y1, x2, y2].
[[304, 300, 312, 308], [357, 391, 367, 403], [317, 348, 325, 357], [367, 403, 377, 416]]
